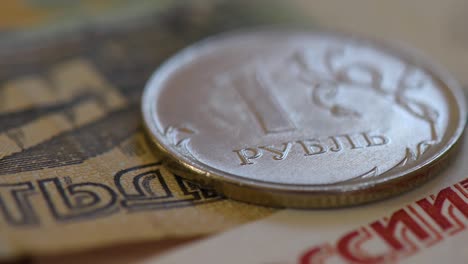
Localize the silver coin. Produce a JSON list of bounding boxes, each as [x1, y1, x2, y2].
[[142, 30, 466, 208]]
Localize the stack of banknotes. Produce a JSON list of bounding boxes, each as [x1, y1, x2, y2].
[[0, 0, 466, 263]]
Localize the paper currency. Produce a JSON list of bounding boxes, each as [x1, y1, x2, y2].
[[0, 1, 304, 259], [0, 1, 172, 31]]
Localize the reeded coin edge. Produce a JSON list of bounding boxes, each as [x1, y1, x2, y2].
[[162, 140, 459, 208]]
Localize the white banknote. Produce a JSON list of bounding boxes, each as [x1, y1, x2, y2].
[[151, 133, 468, 263]]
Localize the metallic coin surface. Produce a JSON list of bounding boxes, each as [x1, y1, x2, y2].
[[142, 30, 466, 208]]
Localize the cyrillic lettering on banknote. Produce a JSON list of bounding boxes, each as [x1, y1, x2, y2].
[[115, 163, 221, 212], [0, 182, 39, 226], [38, 177, 119, 222], [299, 178, 468, 264], [0, 163, 223, 226]]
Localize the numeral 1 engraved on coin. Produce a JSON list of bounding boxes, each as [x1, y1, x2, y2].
[[228, 69, 296, 134]]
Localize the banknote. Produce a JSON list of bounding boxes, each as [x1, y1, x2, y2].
[[0, 0, 173, 34], [0, 0, 306, 260]]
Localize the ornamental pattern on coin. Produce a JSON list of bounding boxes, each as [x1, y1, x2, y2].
[[142, 30, 466, 208]]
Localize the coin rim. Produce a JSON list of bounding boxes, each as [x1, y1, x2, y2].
[[142, 28, 467, 206]]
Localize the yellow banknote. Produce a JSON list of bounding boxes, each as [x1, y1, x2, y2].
[[0, 0, 304, 259]]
